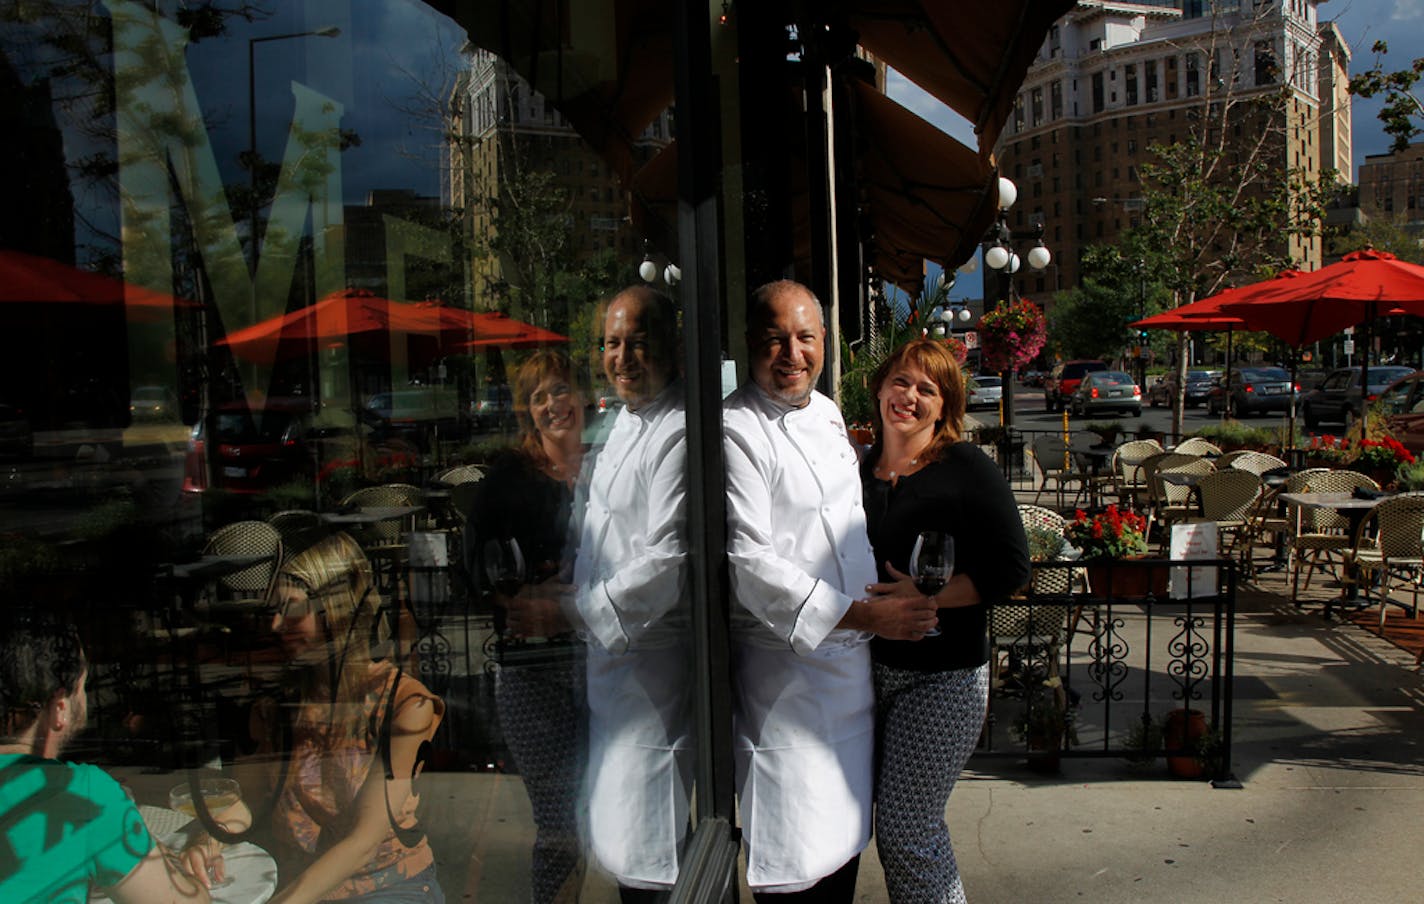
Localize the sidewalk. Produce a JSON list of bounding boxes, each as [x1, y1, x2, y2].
[[847, 563, 1424, 904]]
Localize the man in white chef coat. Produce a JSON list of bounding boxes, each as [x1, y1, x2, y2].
[[569, 286, 691, 901], [723, 279, 937, 901]]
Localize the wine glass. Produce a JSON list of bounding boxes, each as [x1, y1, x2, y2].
[[483, 537, 526, 598], [909, 531, 955, 638], [168, 778, 242, 887]]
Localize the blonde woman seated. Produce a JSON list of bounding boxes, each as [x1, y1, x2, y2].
[[182, 532, 446, 903]]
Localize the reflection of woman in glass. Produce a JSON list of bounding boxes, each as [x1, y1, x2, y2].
[[182, 533, 446, 903], [463, 349, 586, 903], [860, 340, 1029, 903]]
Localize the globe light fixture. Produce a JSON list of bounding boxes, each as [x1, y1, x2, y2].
[[958, 306, 972, 322], [984, 244, 1010, 271], [639, 257, 658, 283], [997, 176, 1018, 211], [1027, 242, 1052, 271]]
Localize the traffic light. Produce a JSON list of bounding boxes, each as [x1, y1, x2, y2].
[[1139, 330, 1150, 342]]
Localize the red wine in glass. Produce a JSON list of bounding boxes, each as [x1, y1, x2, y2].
[[483, 537, 526, 598], [910, 531, 954, 638]]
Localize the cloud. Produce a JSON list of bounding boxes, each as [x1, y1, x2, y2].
[[1391, 0, 1424, 20]]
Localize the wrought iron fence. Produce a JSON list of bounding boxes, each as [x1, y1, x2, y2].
[[980, 556, 1239, 786]]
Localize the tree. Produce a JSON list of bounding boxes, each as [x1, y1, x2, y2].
[[1047, 242, 1168, 363], [1349, 41, 1424, 152], [1110, 4, 1336, 436], [1327, 215, 1424, 265]]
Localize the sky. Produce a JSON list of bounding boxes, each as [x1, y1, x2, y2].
[[884, 0, 1424, 305]]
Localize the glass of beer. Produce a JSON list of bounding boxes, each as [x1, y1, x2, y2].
[[168, 777, 242, 819]]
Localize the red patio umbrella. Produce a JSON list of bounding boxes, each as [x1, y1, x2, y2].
[[457, 312, 569, 349], [217, 288, 449, 362], [1218, 250, 1424, 427], [0, 248, 193, 322]]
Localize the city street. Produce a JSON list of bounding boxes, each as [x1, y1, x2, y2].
[[979, 379, 1293, 438]]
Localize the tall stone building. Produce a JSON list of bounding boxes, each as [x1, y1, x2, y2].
[[448, 49, 673, 321], [993, 1, 1350, 298]]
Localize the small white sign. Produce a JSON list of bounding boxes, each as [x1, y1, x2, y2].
[[1169, 522, 1218, 599], [1343, 339, 1355, 355]]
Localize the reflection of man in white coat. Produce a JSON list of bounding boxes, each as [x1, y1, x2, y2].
[[723, 280, 937, 901], [570, 286, 691, 899]]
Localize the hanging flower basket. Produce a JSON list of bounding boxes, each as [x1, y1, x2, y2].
[[978, 298, 1047, 373]]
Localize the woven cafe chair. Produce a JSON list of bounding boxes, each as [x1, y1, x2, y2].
[[1109, 438, 1165, 510], [1289, 469, 1381, 605], [267, 509, 325, 562], [1173, 437, 1222, 457], [1225, 450, 1289, 477], [1344, 492, 1424, 629], [990, 506, 1074, 689], [1029, 435, 1087, 510], [1239, 468, 1332, 577], [195, 520, 282, 647], [1153, 458, 1217, 549], [434, 464, 485, 486], [1190, 469, 1263, 569], [1138, 452, 1199, 539], [341, 484, 423, 597], [1213, 450, 1250, 470]]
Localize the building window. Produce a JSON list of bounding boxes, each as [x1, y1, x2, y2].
[[1146, 62, 1158, 102], [1126, 64, 1138, 105], [1186, 53, 1200, 97], [1165, 56, 1179, 100], [1051, 80, 1063, 119], [1255, 41, 1278, 86], [1092, 72, 1105, 113], [1031, 87, 1043, 125]]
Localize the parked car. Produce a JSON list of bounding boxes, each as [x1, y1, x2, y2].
[[967, 375, 1003, 411], [1043, 359, 1108, 412], [1069, 370, 1141, 418], [1020, 370, 1044, 388], [129, 385, 180, 421], [1297, 365, 1415, 430], [471, 383, 515, 432], [182, 398, 412, 496], [1375, 370, 1424, 454], [1148, 370, 1220, 408], [1205, 366, 1297, 417]]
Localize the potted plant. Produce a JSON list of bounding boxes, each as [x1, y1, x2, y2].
[[1349, 435, 1415, 489], [1010, 674, 1076, 772], [1162, 708, 1221, 780], [1064, 505, 1166, 598]]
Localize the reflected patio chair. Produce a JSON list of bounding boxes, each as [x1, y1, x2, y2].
[[1345, 492, 1424, 629], [435, 464, 485, 486], [195, 520, 282, 647], [1290, 469, 1381, 605], [267, 509, 325, 562], [1173, 437, 1222, 457], [1030, 435, 1086, 510], [991, 506, 1074, 690], [340, 483, 422, 599]]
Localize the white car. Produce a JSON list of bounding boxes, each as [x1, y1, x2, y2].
[[967, 375, 1003, 411]]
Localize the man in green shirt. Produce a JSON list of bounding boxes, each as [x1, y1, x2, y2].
[[0, 613, 211, 903]]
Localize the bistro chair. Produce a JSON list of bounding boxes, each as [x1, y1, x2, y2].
[[990, 506, 1074, 690], [267, 509, 325, 562], [1138, 451, 1198, 536], [1173, 437, 1222, 457], [194, 520, 282, 648], [1289, 469, 1381, 606], [1225, 450, 1289, 477], [435, 464, 485, 486], [1030, 435, 1087, 510], [1345, 492, 1424, 629], [1109, 438, 1165, 510], [1190, 469, 1263, 569], [1153, 458, 1218, 549], [341, 483, 423, 598]]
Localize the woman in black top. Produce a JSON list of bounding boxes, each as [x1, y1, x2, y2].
[[862, 339, 1030, 903], [463, 349, 587, 903]]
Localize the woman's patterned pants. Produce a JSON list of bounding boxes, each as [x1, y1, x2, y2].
[[872, 662, 989, 904]]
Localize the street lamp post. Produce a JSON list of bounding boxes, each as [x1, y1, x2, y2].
[[982, 176, 1053, 432]]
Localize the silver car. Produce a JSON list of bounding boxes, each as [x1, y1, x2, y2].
[[1070, 370, 1142, 418], [967, 375, 1003, 411]]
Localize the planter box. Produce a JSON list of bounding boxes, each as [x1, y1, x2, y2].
[[1084, 557, 1169, 599]]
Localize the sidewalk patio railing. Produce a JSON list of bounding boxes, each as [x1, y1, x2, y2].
[[980, 557, 1239, 786]]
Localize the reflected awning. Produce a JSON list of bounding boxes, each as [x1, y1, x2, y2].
[[0, 248, 194, 323]]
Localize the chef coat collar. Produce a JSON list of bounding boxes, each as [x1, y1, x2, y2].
[[748, 383, 820, 420]]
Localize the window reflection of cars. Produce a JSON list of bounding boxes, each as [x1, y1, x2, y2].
[[1069, 370, 1141, 418], [1297, 365, 1415, 430], [967, 375, 1003, 411], [129, 385, 179, 421], [471, 384, 515, 432], [183, 399, 409, 495], [1376, 370, 1424, 454], [1206, 367, 1296, 417]]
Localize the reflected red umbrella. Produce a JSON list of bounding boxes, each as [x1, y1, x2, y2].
[[0, 248, 193, 322], [217, 288, 447, 362], [461, 312, 569, 349]]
